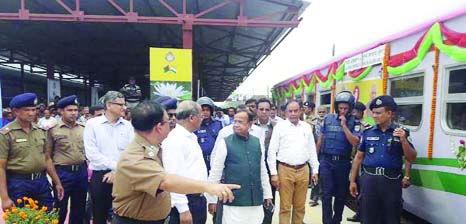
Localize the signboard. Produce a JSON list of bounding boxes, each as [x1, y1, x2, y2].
[[150, 47, 192, 100], [47, 79, 61, 104], [344, 44, 386, 72], [336, 79, 383, 125]]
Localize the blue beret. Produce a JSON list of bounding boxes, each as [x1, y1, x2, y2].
[[10, 93, 38, 108], [369, 95, 397, 111], [303, 101, 315, 108], [354, 102, 366, 112], [154, 96, 177, 110], [58, 95, 79, 109]]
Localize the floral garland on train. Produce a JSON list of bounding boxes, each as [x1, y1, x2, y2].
[[272, 22, 466, 102]]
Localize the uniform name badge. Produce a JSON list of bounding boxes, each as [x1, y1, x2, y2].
[[354, 125, 361, 132], [367, 136, 379, 141], [15, 139, 28, 143], [368, 147, 375, 154]]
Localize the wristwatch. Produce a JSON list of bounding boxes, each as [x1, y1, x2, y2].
[[403, 176, 410, 180]]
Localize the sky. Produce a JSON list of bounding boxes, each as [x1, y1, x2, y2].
[[233, 0, 466, 98]]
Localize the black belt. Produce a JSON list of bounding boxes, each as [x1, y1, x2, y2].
[[321, 153, 351, 161], [278, 161, 307, 169], [6, 171, 46, 180], [363, 166, 401, 178], [114, 214, 165, 224], [55, 163, 86, 172]]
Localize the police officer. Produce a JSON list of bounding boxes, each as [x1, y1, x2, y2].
[[195, 97, 222, 172], [350, 95, 417, 224], [112, 101, 240, 224], [317, 91, 361, 224], [0, 93, 64, 211], [120, 76, 142, 109], [48, 95, 88, 224], [155, 96, 178, 130]]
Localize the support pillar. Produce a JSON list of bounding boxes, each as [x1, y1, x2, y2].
[[20, 64, 25, 92], [183, 21, 198, 100]]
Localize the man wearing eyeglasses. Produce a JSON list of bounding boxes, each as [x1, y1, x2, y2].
[[162, 101, 208, 224], [254, 98, 277, 224], [155, 96, 178, 130], [84, 91, 134, 224]]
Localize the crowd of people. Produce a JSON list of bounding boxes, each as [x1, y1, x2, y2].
[[0, 89, 416, 224]]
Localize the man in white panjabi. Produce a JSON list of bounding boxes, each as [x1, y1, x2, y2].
[[207, 109, 272, 224]]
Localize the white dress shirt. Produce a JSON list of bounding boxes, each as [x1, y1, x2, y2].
[[267, 119, 319, 175], [38, 117, 57, 130], [84, 115, 134, 171], [162, 125, 208, 213], [207, 133, 272, 224], [210, 124, 265, 167], [270, 116, 284, 123]]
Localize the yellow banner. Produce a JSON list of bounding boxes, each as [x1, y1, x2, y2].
[[150, 48, 193, 100], [150, 48, 192, 82], [336, 79, 383, 125]]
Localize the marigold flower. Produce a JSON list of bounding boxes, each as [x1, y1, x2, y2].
[[33, 205, 39, 210], [35, 215, 41, 220], [34, 200, 39, 204], [45, 218, 50, 222], [11, 208, 18, 213], [5, 209, 9, 213], [22, 196, 28, 200], [17, 198, 23, 204], [53, 219, 59, 224], [2, 213, 8, 220], [25, 204, 31, 208]]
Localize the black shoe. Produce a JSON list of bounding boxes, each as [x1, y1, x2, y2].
[[347, 214, 361, 222], [309, 201, 319, 207]]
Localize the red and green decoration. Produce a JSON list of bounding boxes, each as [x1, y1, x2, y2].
[[273, 22, 466, 101]]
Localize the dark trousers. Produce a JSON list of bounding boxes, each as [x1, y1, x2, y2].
[[168, 194, 207, 224], [113, 215, 166, 224], [7, 175, 54, 209], [262, 185, 276, 224], [309, 164, 321, 202], [53, 165, 88, 224], [360, 173, 402, 224], [319, 159, 351, 224], [90, 170, 113, 224]]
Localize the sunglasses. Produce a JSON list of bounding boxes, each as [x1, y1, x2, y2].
[[168, 113, 176, 118]]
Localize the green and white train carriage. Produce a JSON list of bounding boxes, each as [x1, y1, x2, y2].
[[272, 8, 466, 224]]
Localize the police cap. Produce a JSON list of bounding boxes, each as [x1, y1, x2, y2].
[[354, 101, 366, 112], [303, 101, 315, 109], [10, 93, 38, 108], [369, 95, 397, 111], [57, 95, 79, 109], [154, 96, 177, 110]]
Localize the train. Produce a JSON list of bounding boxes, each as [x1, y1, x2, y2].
[[272, 8, 466, 224]]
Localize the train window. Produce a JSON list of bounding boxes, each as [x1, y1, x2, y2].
[[320, 92, 331, 105], [396, 104, 423, 127], [446, 103, 466, 131], [444, 67, 466, 133], [390, 76, 424, 97], [389, 74, 424, 128]]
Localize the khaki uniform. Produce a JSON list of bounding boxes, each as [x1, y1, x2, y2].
[[0, 120, 47, 173], [47, 120, 86, 165], [112, 134, 171, 221]]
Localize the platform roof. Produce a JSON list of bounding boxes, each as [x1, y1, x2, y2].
[[0, 0, 309, 101]]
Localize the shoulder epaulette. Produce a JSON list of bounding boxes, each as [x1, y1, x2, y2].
[[0, 127, 10, 135], [76, 121, 86, 127]]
